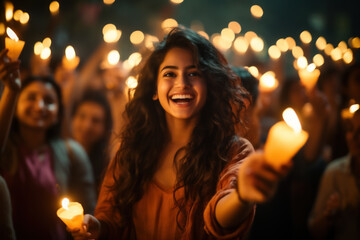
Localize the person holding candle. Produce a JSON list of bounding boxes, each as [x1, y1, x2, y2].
[[69, 27, 292, 240], [308, 109, 360, 240], [0, 49, 96, 240]]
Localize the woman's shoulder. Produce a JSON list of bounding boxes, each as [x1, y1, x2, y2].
[[228, 135, 255, 160]]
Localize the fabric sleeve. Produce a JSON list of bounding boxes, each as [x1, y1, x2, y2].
[[94, 157, 123, 239], [67, 139, 97, 214], [204, 137, 256, 240]]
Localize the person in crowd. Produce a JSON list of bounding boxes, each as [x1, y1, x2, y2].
[[71, 89, 113, 191], [308, 108, 360, 240], [0, 49, 96, 240], [232, 66, 261, 149], [0, 175, 16, 240], [69, 27, 292, 240]]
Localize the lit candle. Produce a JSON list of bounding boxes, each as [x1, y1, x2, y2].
[[57, 198, 84, 231], [5, 27, 25, 60], [298, 63, 320, 92], [341, 104, 360, 119], [264, 108, 309, 169], [62, 46, 80, 70], [259, 71, 278, 92]]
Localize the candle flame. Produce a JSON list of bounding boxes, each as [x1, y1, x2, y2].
[[283, 108, 302, 133], [65, 46, 76, 60], [349, 104, 360, 114], [306, 63, 316, 72], [6, 27, 19, 41], [62, 198, 70, 210]]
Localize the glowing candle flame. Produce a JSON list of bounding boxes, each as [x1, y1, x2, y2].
[[107, 50, 120, 65], [283, 108, 302, 133], [350, 104, 360, 114], [62, 198, 70, 210], [6, 27, 19, 41], [306, 63, 316, 72], [297, 56, 308, 69], [65, 46, 76, 60], [126, 76, 138, 89]]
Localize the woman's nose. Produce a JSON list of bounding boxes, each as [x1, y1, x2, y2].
[[35, 98, 45, 110], [175, 73, 190, 87]]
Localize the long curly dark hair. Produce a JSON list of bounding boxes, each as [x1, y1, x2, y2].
[[111, 27, 247, 235]]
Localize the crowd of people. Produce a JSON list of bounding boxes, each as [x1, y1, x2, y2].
[[0, 26, 359, 240]]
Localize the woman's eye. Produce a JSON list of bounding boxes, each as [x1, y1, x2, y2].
[[163, 72, 176, 77], [188, 71, 201, 77]]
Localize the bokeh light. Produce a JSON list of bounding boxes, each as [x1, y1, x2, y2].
[[250, 5, 264, 18]]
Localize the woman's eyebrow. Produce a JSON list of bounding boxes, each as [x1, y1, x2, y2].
[[160, 65, 197, 72]]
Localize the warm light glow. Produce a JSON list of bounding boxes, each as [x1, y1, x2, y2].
[[49, 1, 60, 14], [42, 37, 52, 48], [247, 66, 259, 78], [126, 76, 138, 89], [170, 0, 184, 4], [244, 31, 257, 41], [0, 23, 5, 35], [307, 63, 316, 72], [276, 38, 289, 52], [221, 28, 235, 42], [161, 18, 178, 32], [228, 21, 241, 34], [250, 5, 264, 18], [250, 37, 264, 52], [268, 45, 281, 59], [20, 12, 30, 24], [213, 35, 232, 51], [144, 34, 159, 50], [130, 30, 145, 45], [324, 43, 334, 56], [315, 37, 327, 50], [34, 42, 44, 55], [62, 198, 70, 210], [6, 28, 19, 41], [338, 41, 347, 53], [292, 46, 304, 58], [197, 31, 209, 40], [331, 47, 342, 61], [300, 30, 312, 44], [283, 108, 302, 133], [260, 71, 278, 92], [234, 36, 249, 54], [285, 37, 296, 50], [103, 0, 116, 5], [297, 56, 308, 69], [102, 24, 116, 35], [350, 104, 360, 114], [14, 10, 23, 21], [104, 29, 121, 43], [65, 46, 76, 60], [343, 49, 353, 64], [128, 52, 142, 67], [5, 2, 14, 21], [40, 47, 51, 60], [313, 54, 324, 67], [351, 37, 360, 48], [107, 50, 120, 65]]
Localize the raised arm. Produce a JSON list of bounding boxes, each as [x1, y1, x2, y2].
[[0, 49, 21, 154]]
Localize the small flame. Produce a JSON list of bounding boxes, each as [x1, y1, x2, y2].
[[6, 27, 19, 41], [306, 63, 316, 72], [62, 198, 70, 210], [349, 104, 360, 114], [65, 46, 76, 60], [282, 108, 302, 133]]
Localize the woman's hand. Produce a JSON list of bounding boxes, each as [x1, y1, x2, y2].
[[237, 151, 292, 203], [68, 214, 101, 240], [0, 49, 21, 91]]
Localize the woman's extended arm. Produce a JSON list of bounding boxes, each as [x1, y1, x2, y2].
[[0, 49, 21, 154]]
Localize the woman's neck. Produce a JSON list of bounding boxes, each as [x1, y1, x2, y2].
[[18, 124, 47, 150], [165, 115, 197, 146]]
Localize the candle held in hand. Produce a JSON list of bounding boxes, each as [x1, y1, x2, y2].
[[264, 108, 308, 169], [298, 63, 320, 91], [5, 27, 25, 60], [62, 46, 80, 70], [57, 198, 84, 231]]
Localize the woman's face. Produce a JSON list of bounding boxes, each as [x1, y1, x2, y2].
[[154, 47, 207, 122], [71, 101, 106, 150], [16, 81, 59, 130]]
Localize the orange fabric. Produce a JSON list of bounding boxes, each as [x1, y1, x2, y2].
[[95, 137, 255, 240]]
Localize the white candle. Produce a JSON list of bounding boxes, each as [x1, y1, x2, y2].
[[57, 198, 84, 231], [5, 27, 25, 60]]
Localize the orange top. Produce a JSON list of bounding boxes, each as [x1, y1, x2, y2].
[[95, 137, 255, 240]]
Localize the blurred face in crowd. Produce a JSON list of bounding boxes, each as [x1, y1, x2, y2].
[[71, 101, 106, 151], [346, 110, 360, 158], [16, 81, 59, 130]]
